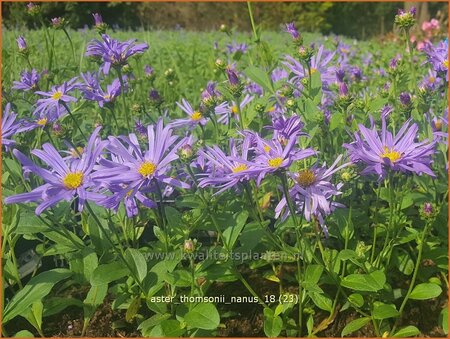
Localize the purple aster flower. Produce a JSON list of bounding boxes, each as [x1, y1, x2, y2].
[[216, 94, 253, 125], [339, 82, 349, 97], [246, 82, 263, 97], [266, 114, 305, 146], [4, 127, 107, 215], [85, 34, 148, 74], [399, 92, 411, 106], [271, 68, 288, 82], [33, 77, 79, 118], [381, 104, 394, 119], [93, 119, 189, 216], [284, 45, 336, 87], [246, 133, 316, 184], [134, 119, 147, 136], [419, 69, 442, 91], [275, 155, 349, 222], [2, 103, 26, 150], [93, 13, 103, 26], [336, 68, 346, 83], [423, 40, 448, 81], [226, 66, 240, 86], [344, 117, 436, 178], [198, 137, 256, 194], [144, 65, 155, 78], [12, 69, 41, 91], [170, 99, 208, 129], [148, 89, 162, 103], [284, 22, 300, 40], [80, 76, 124, 108], [16, 36, 27, 51], [227, 41, 248, 54]]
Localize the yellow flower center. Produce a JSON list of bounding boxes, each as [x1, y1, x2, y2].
[[435, 119, 443, 131], [268, 157, 283, 168], [231, 105, 239, 115], [71, 147, 84, 158], [296, 169, 316, 187], [138, 161, 157, 177], [37, 118, 47, 126], [103, 94, 111, 100], [429, 76, 436, 83], [191, 111, 202, 121], [63, 172, 84, 190], [443, 59, 448, 69], [263, 145, 271, 153], [310, 68, 317, 74], [380, 147, 401, 163], [51, 91, 63, 101], [232, 164, 248, 173], [126, 189, 133, 197]]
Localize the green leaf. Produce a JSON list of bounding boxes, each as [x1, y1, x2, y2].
[[439, 307, 448, 335], [409, 283, 442, 300], [341, 317, 371, 337], [304, 264, 324, 285], [83, 284, 108, 322], [125, 297, 141, 322], [138, 313, 171, 336], [263, 308, 283, 337], [392, 325, 420, 337], [43, 297, 83, 317], [14, 330, 34, 338], [309, 292, 332, 312], [244, 66, 274, 93], [90, 261, 128, 286], [222, 211, 249, 249], [149, 319, 185, 337], [3, 269, 72, 324], [341, 270, 386, 292], [165, 206, 183, 228], [125, 248, 147, 283], [184, 303, 220, 330], [372, 303, 399, 319], [348, 293, 364, 308], [330, 112, 344, 131]]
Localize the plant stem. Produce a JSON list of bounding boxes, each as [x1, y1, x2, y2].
[[62, 102, 87, 141], [246, 2, 259, 43], [391, 219, 432, 334], [62, 27, 76, 63], [116, 68, 131, 131]]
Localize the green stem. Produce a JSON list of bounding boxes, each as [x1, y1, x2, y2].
[[62, 28, 76, 63], [7, 237, 23, 289], [116, 68, 131, 131], [391, 220, 432, 334], [370, 184, 382, 264], [246, 2, 259, 43], [62, 102, 87, 141]]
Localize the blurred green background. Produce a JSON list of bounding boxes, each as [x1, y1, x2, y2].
[[2, 2, 448, 39]]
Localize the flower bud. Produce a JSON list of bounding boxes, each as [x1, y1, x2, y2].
[[183, 239, 196, 253]]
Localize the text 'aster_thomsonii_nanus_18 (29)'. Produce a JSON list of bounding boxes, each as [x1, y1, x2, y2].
[[33, 77, 79, 118], [275, 154, 350, 229], [344, 116, 436, 179], [4, 127, 108, 215], [85, 34, 149, 74], [93, 118, 190, 217]]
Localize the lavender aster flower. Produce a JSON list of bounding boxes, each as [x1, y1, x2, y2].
[[2, 103, 25, 150], [284, 22, 301, 40], [266, 114, 305, 145], [423, 40, 448, 81], [93, 119, 189, 216], [227, 42, 248, 54], [16, 36, 27, 51], [344, 117, 436, 178], [93, 13, 103, 26], [33, 77, 79, 118], [399, 92, 411, 106], [85, 34, 148, 74], [13, 69, 41, 91], [170, 99, 207, 129], [275, 155, 349, 222], [4, 127, 107, 215], [198, 137, 256, 194]]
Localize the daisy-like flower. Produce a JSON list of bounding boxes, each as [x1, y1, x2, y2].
[[4, 127, 107, 215], [12, 69, 41, 91], [16, 36, 27, 52], [22, 107, 61, 132], [2, 103, 27, 150], [227, 41, 248, 55], [85, 34, 148, 74], [248, 133, 316, 184], [170, 99, 207, 129], [93, 119, 190, 216], [284, 22, 301, 41], [82, 76, 124, 108], [423, 40, 448, 81], [215, 94, 253, 125], [283, 45, 336, 87], [33, 77, 79, 118], [266, 114, 305, 145], [344, 117, 436, 178], [198, 137, 256, 194], [275, 155, 349, 223]]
